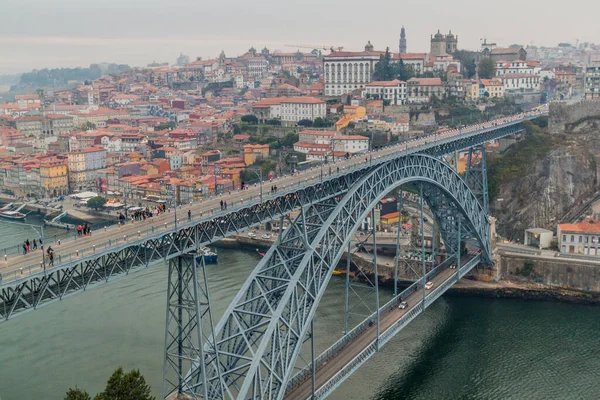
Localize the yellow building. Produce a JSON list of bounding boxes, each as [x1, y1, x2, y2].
[[40, 159, 68, 196], [343, 105, 366, 118], [243, 144, 269, 166], [380, 212, 400, 226], [466, 80, 479, 102]]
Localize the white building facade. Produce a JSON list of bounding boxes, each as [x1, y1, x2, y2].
[[496, 74, 541, 92], [364, 80, 407, 105], [323, 52, 382, 96]]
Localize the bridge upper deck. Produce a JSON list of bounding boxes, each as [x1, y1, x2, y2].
[[0, 110, 545, 289]]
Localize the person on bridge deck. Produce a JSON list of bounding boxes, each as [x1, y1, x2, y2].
[[220, 200, 224, 210], [188, 209, 191, 220], [22, 242, 27, 255], [25, 239, 30, 253], [33, 239, 37, 250]]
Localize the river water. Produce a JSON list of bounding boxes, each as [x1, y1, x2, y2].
[[0, 220, 599, 400]]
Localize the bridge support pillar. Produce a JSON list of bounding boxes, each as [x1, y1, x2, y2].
[[162, 254, 220, 400], [465, 145, 489, 214], [393, 191, 403, 297]]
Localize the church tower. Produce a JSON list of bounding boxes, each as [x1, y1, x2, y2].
[[399, 26, 407, 54]]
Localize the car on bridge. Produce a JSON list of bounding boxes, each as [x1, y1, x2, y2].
[[398, 301, 408, 309], [425, 281, 434, 290], [248, 232, 257, 238]]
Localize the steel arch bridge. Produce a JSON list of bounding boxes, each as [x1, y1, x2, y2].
[[176, 154, 490, 400], [0, 111, 548, 400]]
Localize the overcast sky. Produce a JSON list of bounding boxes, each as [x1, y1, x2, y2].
[[1, 0, 598, 74]]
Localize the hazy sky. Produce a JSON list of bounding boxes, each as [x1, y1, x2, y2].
[[1, 0, 598, 74]]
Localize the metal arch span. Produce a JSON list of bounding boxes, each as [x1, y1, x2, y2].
[[192, 154, 490, 400]]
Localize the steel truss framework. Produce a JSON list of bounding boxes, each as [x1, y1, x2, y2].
[[0, 118, 529, 322], [183, 154, 491, 400]]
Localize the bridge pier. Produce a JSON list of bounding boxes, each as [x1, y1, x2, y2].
[[162, 254, 220, 400]]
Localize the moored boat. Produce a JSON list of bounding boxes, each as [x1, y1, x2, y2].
[[0, 210, 26, 220], [198, 247, 218, 263]]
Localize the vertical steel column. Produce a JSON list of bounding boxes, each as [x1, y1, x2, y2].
[[393, 191, 403, 297], [343, 241, 351, 335], [311, 318, 316, 399], [161, 260, 173, 400], [162, 254, 220, 400], [193, 256, 210, 400], [480, 146, 489, 214], [465, 145, 489, 214], [420, 183, 426, 305], [177, 257, 184, 395], [431, 218, 436, 271], [456, 218, 462, 273], [372, 208, 380, 350]]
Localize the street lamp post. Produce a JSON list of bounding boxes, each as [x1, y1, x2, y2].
[[250, 169, 263, 203]]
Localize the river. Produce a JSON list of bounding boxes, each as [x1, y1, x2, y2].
[[0, 220, 599, 400]]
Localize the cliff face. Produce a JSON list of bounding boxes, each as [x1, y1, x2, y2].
[[492, 108, 600, 240]]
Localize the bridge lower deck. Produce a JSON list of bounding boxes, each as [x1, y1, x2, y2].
[[285, 264, 459, 400]]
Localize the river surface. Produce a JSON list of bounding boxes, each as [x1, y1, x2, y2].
[[0, 220, 599, 400]]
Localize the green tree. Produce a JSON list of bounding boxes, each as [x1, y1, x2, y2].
[[87, 196, 107, 210], [313, 117, 331, 128], [241, 114, 258, 124], [94, 367, 154, 400], [281, 133, 299, 147], [373, 47, 394, 81], [82, 121, 96, 131], [64, 387, 91, 400], [297, 119, 313, 127], [478, 57, 496, 79]]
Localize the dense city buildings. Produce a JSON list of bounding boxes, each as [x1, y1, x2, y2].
[[0, 30, 593, 201]]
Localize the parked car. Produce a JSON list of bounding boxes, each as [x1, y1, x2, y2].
[[261, 234, 271, 239], [425, 281, 434, 290], [398, 301, 408, 310], [248, 232, 257, 238]]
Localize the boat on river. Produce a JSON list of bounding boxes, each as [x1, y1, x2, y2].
[[0, 210, 27, 220], [0, 203, 27, 220], [198, 247, 218, 263]]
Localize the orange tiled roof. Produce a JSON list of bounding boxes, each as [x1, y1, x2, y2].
[[559, 218, 600, 233]]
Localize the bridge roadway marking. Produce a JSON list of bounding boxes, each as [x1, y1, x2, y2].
[[0, 113, 539, 284], [285, 265, 458, 400]]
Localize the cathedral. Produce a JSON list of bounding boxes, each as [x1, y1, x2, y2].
[[430, 30, 458, 56]]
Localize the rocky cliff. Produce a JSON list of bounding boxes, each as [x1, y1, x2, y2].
[[491, 106, 600, 240]]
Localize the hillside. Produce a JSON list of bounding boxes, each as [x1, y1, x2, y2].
[[489, 116, 600, 240]]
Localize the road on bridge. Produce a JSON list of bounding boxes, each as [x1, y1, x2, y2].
[[285, 264, 460, 400], [0, 111, 541, 285]]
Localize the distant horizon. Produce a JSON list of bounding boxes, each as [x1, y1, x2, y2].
[[2, 0, 599, 75], [0, 37, 589, 77]]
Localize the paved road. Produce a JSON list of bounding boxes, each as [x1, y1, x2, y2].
[[285, 265, 458, 400], [0, 111, 544, 284]]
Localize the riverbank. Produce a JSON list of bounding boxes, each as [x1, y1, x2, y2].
[[0, 196, 115, 224], [214, 234, 600, 306]]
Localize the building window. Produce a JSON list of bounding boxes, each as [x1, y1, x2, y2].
[[579, 235, 582, 243], [571, 235, 574, 242]]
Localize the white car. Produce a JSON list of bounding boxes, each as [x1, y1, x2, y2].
[[248, 232, 257, 238], [425, 281, 434, 290], [261, 234, 272, 239], [398, 301, 408, 310]]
